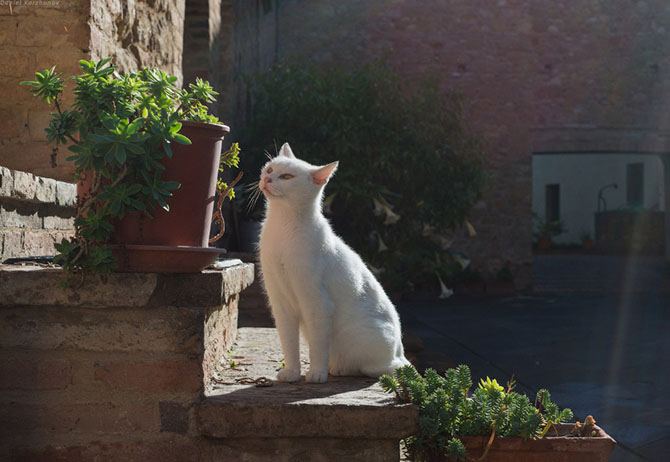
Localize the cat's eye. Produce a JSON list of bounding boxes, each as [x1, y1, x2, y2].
[[279, 173, 295, 180], [267, 167, 274, 174]]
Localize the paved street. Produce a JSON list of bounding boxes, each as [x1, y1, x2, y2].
[[399, 255, 670, 462]]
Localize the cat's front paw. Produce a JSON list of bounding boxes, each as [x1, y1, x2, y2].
[[305, 368, 328, 384], [276, 368, 301, 382]]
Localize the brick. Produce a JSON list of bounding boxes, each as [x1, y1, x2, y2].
[[16, 17, 90, 48], [1, 401, 157, 435], [94, 359, 203, 394], [159, 401, 191, 434], [35, 176, 57, 203], [11, 170, 36, 200], [55, 180, 76, 206], [0, 205, 40, 228], [23, 231, 57, 255], [10, 440, 205, 462], [0, 165, 12, 197], [0, 108, 22, 139], [27, 110, 53, 142], [0, 50, 34, 78], [0, 358, 71, 390], [0, 17, 17, 45]]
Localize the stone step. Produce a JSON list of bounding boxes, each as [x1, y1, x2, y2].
[[196, 327, 418, 461]]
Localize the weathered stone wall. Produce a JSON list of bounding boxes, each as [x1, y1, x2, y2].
[[0, 166, 75, 262], [0, 0, 186, 182], [90, 0, 186, 84], [0, 264, 253, 461], [227, 0, 670, 286]]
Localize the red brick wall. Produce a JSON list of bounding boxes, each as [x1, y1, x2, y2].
[[227, 0, 670, 285]]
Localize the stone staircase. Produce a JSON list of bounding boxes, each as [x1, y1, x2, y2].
[[198, 328, 417, 461], [0, 262, 417, 461]]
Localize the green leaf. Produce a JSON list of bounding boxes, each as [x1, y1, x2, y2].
[[172, 133, 191, 145]]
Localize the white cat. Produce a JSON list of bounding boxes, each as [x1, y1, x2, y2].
[[258, 143, 409, 384]]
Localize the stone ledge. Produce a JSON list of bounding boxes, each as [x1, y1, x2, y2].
[[0, 165, 76, 207], [0, 262, 254, 308], [197, 327, 418, 440]]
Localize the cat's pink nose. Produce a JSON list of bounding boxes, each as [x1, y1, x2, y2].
[[263, 177, 272, 185]]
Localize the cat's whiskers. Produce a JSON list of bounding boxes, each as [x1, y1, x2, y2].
[[246, 181, 263, 214]]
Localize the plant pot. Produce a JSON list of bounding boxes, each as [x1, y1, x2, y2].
[[443, 424, 615, 462], [77, 121, 230, 272], [111, 121, 230, 247], [537, 237, 552, 250]]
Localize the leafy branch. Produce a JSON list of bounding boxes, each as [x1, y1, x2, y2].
[[21, 58, 230, 277]]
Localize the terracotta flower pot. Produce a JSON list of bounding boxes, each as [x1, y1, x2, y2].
[[77, 121, 230, 272], [442, 424, 616, 462], [537, 236, 552, 250]]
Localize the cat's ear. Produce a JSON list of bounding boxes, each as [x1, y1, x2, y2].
[[312, 161, 338, 186], [279, 142, 296, 159]]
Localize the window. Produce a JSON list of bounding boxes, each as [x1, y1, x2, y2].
[[545, 184, 560, 223], [626, 163, 644, 206]]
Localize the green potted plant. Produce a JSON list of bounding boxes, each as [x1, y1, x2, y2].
[[21, 58, 241, 276], [380, 365, 616, 461], [534, 216, 565, 251]]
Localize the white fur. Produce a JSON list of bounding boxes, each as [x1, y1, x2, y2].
[[258, 143, 409, 384]]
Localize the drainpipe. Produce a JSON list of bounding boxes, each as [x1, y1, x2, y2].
[[662, 154, 670, 264]]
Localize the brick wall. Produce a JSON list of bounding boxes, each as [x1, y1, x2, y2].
[[0, 0, 186, 182], [0, 264, 254, 461], [227, 0, 670, 286], [183, 0, 225, 118], [0, 0, 90, 181], [0, 166, 75, 262]]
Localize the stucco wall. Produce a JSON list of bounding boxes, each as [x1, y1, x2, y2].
[[227, 0, 670, 284], [533, 154, 666, 244]]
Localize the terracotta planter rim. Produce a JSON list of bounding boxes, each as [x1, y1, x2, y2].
[[179, 120, 230, 137], [458, 423, 616, 454]]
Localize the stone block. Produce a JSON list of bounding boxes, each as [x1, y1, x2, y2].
[[0, 401, 157, 435], [0, 306, 204, 354], [55, 180, 77, 206], [94, 359, 202, 394], [35, 176, 57, 203], [0, 204, 40, 228], [11, 170, 36, 200], [0, 166, 12, 197], [0, 263, 254, 308], [0, 230, 22, 260], [43, 215, 75, 229], [0, 357, 71, 390], [197, 328, 419, 439], [23, 231, 57, 256], [9, 440, 206, 462]]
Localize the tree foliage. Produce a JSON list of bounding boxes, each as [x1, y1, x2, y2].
[[239, 61, 486, 291]]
